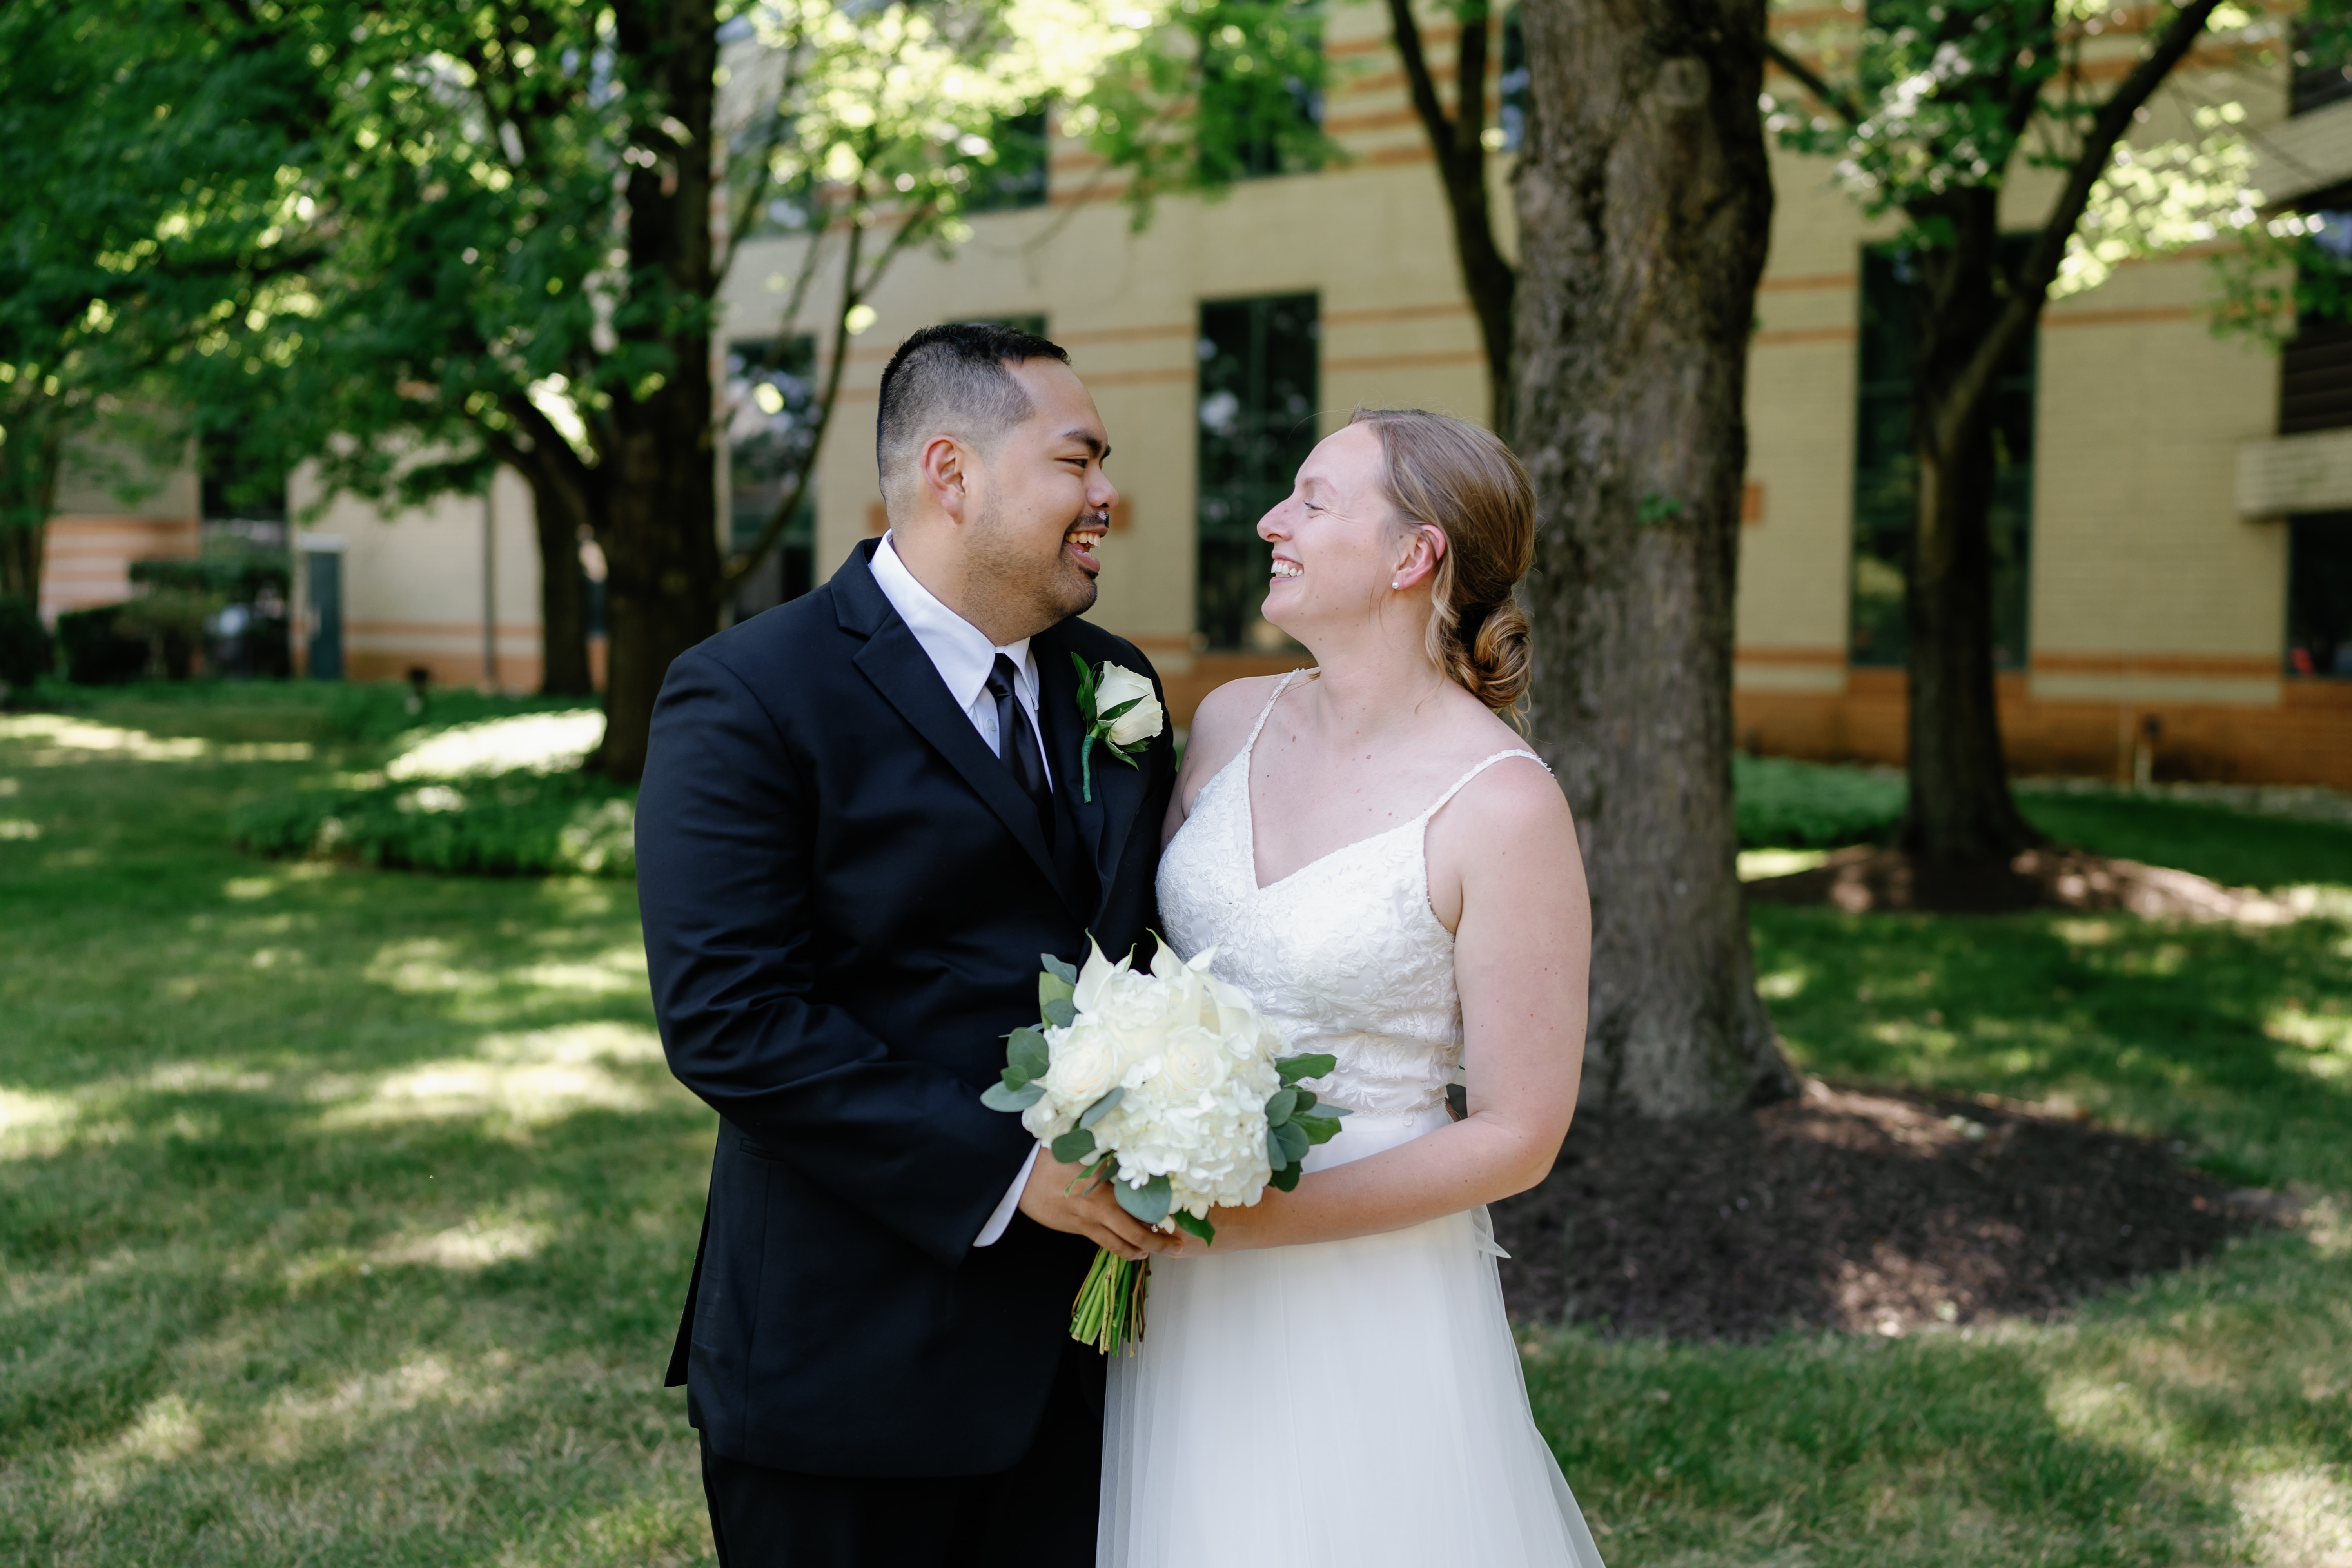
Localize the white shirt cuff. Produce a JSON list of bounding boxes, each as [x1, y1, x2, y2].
[[974, 1145, 1042, 1247]]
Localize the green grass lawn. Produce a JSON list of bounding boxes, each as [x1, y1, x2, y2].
[[5, 693, 2349, 1566]]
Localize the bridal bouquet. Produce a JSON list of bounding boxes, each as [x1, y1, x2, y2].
[[982, 939, 1347, 1352]]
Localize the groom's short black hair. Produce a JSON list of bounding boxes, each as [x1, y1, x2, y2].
[[875, 322, 1070, 512]]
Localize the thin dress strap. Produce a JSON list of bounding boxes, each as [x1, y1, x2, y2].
[[1418, 749, 1549, 821], [1240, 668, 1311, 759]]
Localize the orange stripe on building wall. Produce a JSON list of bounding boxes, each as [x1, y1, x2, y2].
[[2041, 306, 2199, 329], [1078, 367, 1196, 387], [1735, 646, 1847, 666], [1752, 327, 1857, 347], [1059, 322, 1196, 346], [1324, 302, 1473, 327], [345, 620, 544, 638], [2031, 652, 2278, 678], [1324, 349, 1485, 374]]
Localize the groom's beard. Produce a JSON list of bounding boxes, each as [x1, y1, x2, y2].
[[965, 496, 1100, 639]]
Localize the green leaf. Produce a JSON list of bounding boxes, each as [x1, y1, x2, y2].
[[1276, 1053, 1337, 1084], [1292, 1112, 1341, 1144], [1069, 651, 1097, 707], [1263, 1086, 1299, 1124], [1039, 971, 1076, 1010], [1052, 1127, 1097, 1162], [1267, 1163, 1303, 1192], [981, 1080, 1046, 1112], [1043, 996, 1076, 1029], [1078, 1087, 1124, 1129], [1114, 1172, 1171, 1225], [1266, 1123, 1290, 1170], [1291, 1089, 1317, 1115], [1040, 953, 1078, 985], [1171, 1209, 1217, 1245], [1097, 695, 1143, 722], [1274, 1119, 1310, 1165], [1007, 1027, 1049, 1081]]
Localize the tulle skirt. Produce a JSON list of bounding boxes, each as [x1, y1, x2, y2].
[[1098, 1104, 1609, 1568]]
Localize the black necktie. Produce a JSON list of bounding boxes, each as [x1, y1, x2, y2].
[[986, 653, 1053, 835]]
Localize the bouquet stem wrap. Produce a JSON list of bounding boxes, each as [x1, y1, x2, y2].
[[980, 940, 1347, 1354], [1071, 1250, 1151, 1354]]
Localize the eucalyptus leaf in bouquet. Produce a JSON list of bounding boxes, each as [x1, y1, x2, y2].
[[984, 938, 1347, 1352]]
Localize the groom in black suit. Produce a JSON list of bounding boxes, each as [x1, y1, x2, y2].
[[636, 323, 1179, 1566]]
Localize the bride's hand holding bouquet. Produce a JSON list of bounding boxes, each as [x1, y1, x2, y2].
[[983, 939, 1347, 1352]]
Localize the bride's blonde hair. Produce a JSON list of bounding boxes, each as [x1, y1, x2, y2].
[[1347, 408, 1535, 715]]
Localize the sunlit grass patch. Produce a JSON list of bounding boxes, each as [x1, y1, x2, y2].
[[8, 699, 2351, 1567], [0, 710, 708, 1565]]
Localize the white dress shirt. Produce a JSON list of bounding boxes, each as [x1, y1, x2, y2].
[[868, 532, 1044, 1247]]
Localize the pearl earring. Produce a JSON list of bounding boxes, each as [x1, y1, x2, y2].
[[1391, 578, 1400, 589]]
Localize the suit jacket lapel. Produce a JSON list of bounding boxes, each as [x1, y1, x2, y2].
[[837, 545, 1069, 910], [1037, 628, 1149, 928]]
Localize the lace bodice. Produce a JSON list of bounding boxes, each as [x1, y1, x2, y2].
[[1156, 671, 1547, 1117]]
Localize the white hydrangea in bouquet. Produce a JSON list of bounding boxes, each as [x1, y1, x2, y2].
[[981, 938, 1348, 1352]]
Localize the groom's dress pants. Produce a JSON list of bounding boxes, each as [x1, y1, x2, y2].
[[699, 1337, 1103, 1568]]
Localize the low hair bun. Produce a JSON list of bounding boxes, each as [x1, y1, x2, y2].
[[1458, 595, 1532, 713], [1348, 408, 1537, 722]]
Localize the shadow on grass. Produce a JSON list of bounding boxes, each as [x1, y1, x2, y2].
[[0, 729, 715, 1566], [1750, 905, 2352, 1193]]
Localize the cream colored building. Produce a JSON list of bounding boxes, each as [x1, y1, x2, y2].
[[54, 9, 2352, 785]]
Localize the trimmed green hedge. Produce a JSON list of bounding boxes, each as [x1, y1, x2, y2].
[[231, 768, 636, 877], [1732, 754, 1905, 848]]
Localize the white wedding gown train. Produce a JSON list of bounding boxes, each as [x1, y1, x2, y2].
[[1102, 672, 1607, 1568]]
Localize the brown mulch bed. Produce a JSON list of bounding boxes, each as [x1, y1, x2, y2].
[[1742, 844, 2287, 919], [1488, 1080, 2281, 1341]]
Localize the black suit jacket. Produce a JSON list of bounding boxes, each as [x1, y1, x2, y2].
[[636, 539, 1176, 1477]]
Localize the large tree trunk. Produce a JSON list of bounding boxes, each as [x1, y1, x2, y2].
[[592, 0, 722, 780], [506, 449, 595, 697], [1511, 0, 1795, 1116], [0, 402, 63, 603], [1901, 190, 2041, 863], [0, 524, 43, 604]]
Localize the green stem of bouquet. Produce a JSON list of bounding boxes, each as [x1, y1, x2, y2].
[[1071, 1247, 1149, 1354]]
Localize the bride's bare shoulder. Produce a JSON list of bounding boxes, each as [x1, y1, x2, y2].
[[1171, 673, 1298, 803]]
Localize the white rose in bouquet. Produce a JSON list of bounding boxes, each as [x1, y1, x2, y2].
[[982, 938, 1350, 1352]]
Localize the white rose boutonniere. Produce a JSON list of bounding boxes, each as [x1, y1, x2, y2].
[[1071, 655, 1166, 803]]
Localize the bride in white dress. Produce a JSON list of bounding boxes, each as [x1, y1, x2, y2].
[[1097, 409, 1609, 1566]]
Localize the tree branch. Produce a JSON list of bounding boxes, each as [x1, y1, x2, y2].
[[1762, 38, 1863, 125], [1385, 0, 1456, 156], [1452, 0, 1490, 161], [1935, 0, 2223, 452], [720, 212, 866, 592], [499, 392, 600, 507], [2001, 0, 2060, 144]]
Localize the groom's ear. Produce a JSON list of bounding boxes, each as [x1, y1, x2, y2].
[[918, 433, 977, 523]]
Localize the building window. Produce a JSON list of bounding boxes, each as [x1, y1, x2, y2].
[[1499, 8, 1529, 153], [726, 335, 819, 618], [1849, 244, 2037, 670], [1197, 294, 1318, 652], [964, 109, 1050, 213], [2279, 201, 2352, 435], [2293, 26, 2352, 117], [2289, 514, 2352, 677]]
